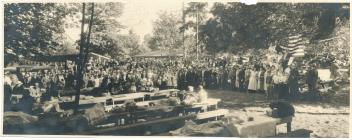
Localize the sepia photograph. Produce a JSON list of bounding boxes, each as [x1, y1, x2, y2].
[[2, 0, 350, 138]]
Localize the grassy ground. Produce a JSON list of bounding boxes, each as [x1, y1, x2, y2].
[[206, 87, 349, 138]]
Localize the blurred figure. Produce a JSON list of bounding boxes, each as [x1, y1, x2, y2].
[[248, 66, 257, 93], [288, 64, 300, 100], [306, 64, 319, 100], [198, 85, 208, 103]]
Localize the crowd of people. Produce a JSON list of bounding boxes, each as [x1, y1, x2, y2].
[[4, 48, 347, 114]]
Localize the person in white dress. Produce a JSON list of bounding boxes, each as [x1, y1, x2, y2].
[[235, 66, 240, 90], [248, 66, 257, 93]]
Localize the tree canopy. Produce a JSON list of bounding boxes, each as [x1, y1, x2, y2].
[[4, 3, 70, 65], [198, 3, 349, 54], [146, 12, 183, 51]]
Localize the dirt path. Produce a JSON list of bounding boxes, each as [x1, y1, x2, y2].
[[206, 89, 350, 138]]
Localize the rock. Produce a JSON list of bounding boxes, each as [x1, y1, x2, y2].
[[3, 111, 38, 134]]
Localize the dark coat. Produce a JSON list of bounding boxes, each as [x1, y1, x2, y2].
[[306, 69, 318, 85]]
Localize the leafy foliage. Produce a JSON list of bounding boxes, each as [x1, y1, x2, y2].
[[74, 3, 125, 56], [199, 3, 349, 53], [4, 3, 70, 64], [146, 12, 183, 51]]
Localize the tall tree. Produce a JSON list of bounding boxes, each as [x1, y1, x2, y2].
[[147, 12, 183, 51], [72, 2, 125, 57], [4, 3, 70, 65], [74, 3, 87, 113], [183, 2, 208, 59], [199, 3, 348, 54]]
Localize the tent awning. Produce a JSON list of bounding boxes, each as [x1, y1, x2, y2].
[[133, 50, 183, 58]]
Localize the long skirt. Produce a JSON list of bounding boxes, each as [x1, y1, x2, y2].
[[248, 77, 257, 90]]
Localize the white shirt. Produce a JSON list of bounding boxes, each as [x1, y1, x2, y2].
[[94, 78, 100, 87]]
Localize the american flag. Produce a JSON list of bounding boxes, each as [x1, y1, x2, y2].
[[280, 34, 309, 57]]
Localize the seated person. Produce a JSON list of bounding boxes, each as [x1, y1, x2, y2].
[[140, 77, 147, 91], [40, 88, 63, 113], [182, 86, 198, 105], [146, 78, 154, 91], [269, 100, 295, 118], [29, 82, 43, 103], [17, 91, 35, 114], [197, 85, 208, 103], [129, 82, 137, 93]]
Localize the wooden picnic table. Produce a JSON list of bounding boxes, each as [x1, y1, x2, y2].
[[227, 115, 293, 137], [77, 89, 179, 105]]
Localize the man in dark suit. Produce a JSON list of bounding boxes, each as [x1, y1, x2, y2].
[[288, 64, 300, 100], [238, 66, 246, 92], [4, 75, 12, 111], [306, 64, 319, 100]]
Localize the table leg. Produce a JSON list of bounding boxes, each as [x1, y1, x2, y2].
[[287, 122, 292, 132]]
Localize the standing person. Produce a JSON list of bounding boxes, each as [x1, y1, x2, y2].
[[217, 67, 223, 89], [10, 74, 26, 105], [166, 70, 173, 89], [203, 68, 211, 89], [222, 67, 229, 90], [211, 69, 218, 89], [30, 82, 43, 102], [171, 71, 178, 89], [17, 91, 35, 114], [65, 71, 75, 89], [235, 66, 244, 91], [306, 64, 319, 100], [94, 75, 100, 88], [248, 66, 257, 93], [4, 74, 12, 111], [288, 64, 300, 100], [273, 66, 289, 100], [264, 67, 273, 99], [256, 67, 261, 92], [330, 60, 339, 79], [258, 67, 265, 93], [87, 74, 95, 88], [233, 66, 239, 91], [264, 66, 269, 94], [245, 66, 251, 92], [238, 66, 245, 92], [177, 68, 188, 90]]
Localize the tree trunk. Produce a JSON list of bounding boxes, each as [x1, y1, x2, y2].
[[83, 3, 95, 70], [74, 3, 86, 113]]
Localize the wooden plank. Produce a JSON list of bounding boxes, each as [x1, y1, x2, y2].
[[267, 129, 313, 138], [79, 93, 146, 105], [78, 89, 178, 105], [196, 109, 229, 120], [191, 98, 220, 108]]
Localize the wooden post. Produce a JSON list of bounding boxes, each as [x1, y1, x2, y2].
[[182, 2, 186, 59], [287, 122, 292, 132], [196, 10, 199, 60]]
